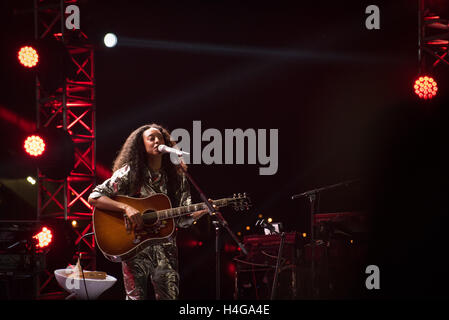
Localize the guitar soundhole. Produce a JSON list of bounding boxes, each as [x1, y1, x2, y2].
[[140, 210, 166, 235], [142, 210, 158, 225]]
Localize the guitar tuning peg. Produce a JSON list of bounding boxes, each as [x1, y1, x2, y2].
[[238, 193, 242, 198], [233, 193, 236, 198]]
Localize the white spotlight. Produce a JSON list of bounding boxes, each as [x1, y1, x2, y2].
[[104, 33, 117, 48]]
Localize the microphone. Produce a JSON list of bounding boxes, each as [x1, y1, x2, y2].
[[157, 144, 190, 156]]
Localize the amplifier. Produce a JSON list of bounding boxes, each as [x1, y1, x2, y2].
[[313, 211, 370, 239], [0, 252, 46, 274], [0, 220, 41, 251], [0, 253, 43, 300]]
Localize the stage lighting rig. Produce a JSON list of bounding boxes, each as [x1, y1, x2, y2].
[[416, 0, 449, 100], [18, 46, 39, 68], [24, 135, 46, 157], [23, 127, 75, 180], [22, 0, 98, 299], [17, 39, 75, 93], [33, 227, 53, 251], [413, 75, 439, 99]]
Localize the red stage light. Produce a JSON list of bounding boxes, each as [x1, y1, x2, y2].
[[23, 128, 75, 179], [183, 239, 204, 248], [18, 46, 39, 68], [227, 262, 236, 276], [33, 227, 53, 248], [414, 76, 438, 100], [224, 243, 238, 253], [24, 135, 46, 157]]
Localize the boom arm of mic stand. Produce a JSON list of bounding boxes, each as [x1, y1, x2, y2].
[[291, 179, 360, 200]]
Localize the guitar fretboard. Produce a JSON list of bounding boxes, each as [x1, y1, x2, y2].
[[152, 198, 231, 220]]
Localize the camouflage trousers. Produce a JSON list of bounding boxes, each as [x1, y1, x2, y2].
[[121, 240, 180, 300]]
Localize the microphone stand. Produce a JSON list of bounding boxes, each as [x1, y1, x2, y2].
[[179, 160, 248, 300], [291, 179, 358, 298], [271, 231, 285, 300], [255, 219, 286, 300]]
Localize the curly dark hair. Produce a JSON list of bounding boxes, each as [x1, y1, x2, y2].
[[111, 123, 187, 200]]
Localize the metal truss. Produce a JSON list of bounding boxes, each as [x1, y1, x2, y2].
[[34, 0, 96, 298], [418, 0, 449, 72]]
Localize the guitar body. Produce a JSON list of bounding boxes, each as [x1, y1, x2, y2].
[[93, 193, 174, 263]]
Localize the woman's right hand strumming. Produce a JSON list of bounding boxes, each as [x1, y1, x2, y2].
[[88, 195, 144, 232], [124, 205, 144, 232]]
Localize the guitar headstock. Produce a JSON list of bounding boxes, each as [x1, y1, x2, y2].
[[230, 192, 251, 211]]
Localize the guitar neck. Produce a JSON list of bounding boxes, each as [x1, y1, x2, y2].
[[154, 198, 230, 220]]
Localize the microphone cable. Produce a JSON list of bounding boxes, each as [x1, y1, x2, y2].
[[76, 232, 95, 300]]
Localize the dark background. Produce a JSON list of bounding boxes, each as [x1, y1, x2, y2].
[[1, 0, 448, 300]]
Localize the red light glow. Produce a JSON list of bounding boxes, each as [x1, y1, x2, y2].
[[224, 243, 238, 253], [183, 239, 204, 248], [24, 135, 46, 156], [414, 76, 438, 100], [18, 46, 39, 68], [227, 262, 236, 276], [33, 227, 53, 248]]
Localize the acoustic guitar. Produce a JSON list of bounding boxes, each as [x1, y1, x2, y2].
[[93, 193, 250, 262]]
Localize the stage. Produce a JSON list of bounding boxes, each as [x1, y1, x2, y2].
[[0, 0, 448, 304]]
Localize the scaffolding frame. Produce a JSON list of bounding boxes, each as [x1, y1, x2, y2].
[[418, 0, 449, 73], [34, 0, 96, 298]]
